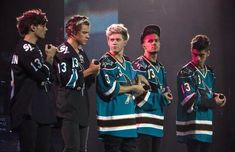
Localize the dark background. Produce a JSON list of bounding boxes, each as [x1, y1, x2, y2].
[[0, 0, 234, 152]]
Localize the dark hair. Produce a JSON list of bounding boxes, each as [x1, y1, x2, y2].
[[16, 9, 48, 37], [140, 25, 160, 44], [191, 35, 210, 51], [65, 15, 90, 37]]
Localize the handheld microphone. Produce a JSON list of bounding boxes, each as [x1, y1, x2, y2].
[[167, 93, 172, 98], [219, 94, 225, 100], [213, 93, 225, 100], [143, 84, 151, 91], [93, 60, 99, 65]]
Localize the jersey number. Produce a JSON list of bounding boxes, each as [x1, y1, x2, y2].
[[148, 69, 155, 79], [183, 83, 191, 92], [30, 58, 42, 72], [57, 62, 67, 73]]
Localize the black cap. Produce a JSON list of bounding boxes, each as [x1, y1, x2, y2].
[[141, 24, 160, 44]]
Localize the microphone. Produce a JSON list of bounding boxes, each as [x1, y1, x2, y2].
[[219, 94, 225, 100], [93, 60, 99, 65], [143, 84, 150, 91], [213, 93, 225, 100], [167, 93, 173, 98]]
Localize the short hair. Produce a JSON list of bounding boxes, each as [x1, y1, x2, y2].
[[65, 15, 90, 37], [191, 34, 210, 51], [140, 24, 160, 44], [16, 9, 48, 37], [106, 24, 129, 41]]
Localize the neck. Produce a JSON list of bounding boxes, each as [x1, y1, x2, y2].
[[144, 52, 158, 62], [110, 50, 124, 63], [198, 65, 205, 69], [67, 38, 82, 52], [24, 34, 38, 44], [191, 61, 205, 69]]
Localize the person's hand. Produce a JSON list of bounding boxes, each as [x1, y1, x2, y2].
[[163, 91, 173, 102], [89, 59, 101, 75], [136, 75, 150, 86], [45, 44, 58, 64], [133, 83, 146, 95], [214, 93, 226, 107]]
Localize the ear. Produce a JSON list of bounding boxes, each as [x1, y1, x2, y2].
[[30, 25, 36, 32], [123, 40, 128, 46], [142, 43, 146, 50], [207, 50, 210, 57]]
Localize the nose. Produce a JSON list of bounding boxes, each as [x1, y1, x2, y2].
[[85, 34, 89, 40]]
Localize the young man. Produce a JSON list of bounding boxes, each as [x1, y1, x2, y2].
[[132, 25, 173, 152], [176, 35, 226, 152], [53, 15, 100, 152], [10, 9, 58, 152], [96, 24, 148, 152]]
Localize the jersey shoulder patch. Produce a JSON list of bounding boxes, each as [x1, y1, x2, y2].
[[178, 63, 196, 77], [206, 65, 214, 74], [100, 53, 116, 69], [132, 56, 148, 71]]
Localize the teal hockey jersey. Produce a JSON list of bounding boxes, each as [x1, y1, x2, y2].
[[96, 52, 137, 138], [132, 56, 171, 137], [176, 62, 215, 143]]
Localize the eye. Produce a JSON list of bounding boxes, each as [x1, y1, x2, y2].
[[199, 54, 206, 57], [41, 24, 46, 28], [192, 52, 206, 57]]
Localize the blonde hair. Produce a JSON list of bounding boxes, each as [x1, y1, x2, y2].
[[106, 24, 129, 41]]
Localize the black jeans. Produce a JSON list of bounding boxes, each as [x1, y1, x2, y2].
[[186, 140, 211, 152], [137, 134, 161, 152], [18, 118, 52, 152], [103, 135, 137, 152], [61, 119, 89, 152]]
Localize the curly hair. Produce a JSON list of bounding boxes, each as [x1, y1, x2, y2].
[[65, 15, 90, 37], [16, 9, 48, 37]]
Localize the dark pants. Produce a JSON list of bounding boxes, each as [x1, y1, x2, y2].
[[186, 140, 211, 152], [137, 134, 161, 152], [61, 119, 89, 152], [17, 118, 52, 152], [103, 135, 137, 152]]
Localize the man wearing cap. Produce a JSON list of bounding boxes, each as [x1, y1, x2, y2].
[[132, 25, 173, 152], [176, 34, 226, 152]]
